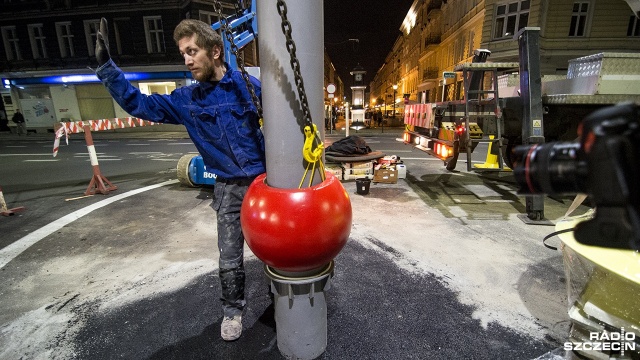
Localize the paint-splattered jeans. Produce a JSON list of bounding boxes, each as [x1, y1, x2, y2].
[[212, 178, 252, 317]]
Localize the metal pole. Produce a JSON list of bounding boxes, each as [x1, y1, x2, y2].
[[256, 2, 332, 358], [345, 102, 350, 137], [258, 0, 324, 189], [83, 125, 117, 196], [393, 89, 396, 119], [515, 27, 549, 224]]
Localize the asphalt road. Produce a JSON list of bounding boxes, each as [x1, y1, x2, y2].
[[0, 129, 586, 359]]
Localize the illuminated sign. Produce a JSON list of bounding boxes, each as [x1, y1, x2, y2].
[[7, 72, 192, 86]]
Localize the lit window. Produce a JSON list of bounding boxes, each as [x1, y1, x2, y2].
[[144, 16, 165, 54], [492, 0, 530, 39], [28, 24, 47, 59], [56, 22, 75, 58], [1, 26, 22, 61], [569, 2, 590, 37]]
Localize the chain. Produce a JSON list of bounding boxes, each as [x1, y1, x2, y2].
[[276, 0, 324, 187], [213, 0, 263, 119], [276, 0, 313, 128]]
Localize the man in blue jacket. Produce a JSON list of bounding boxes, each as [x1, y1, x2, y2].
[[95, 18, 265, 341]]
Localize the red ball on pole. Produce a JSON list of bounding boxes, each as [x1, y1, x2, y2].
[[241, 172, 352, 273]]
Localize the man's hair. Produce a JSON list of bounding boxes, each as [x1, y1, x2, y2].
[[173, 19, 224, 57]]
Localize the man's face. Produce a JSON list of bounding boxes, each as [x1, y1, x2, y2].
[[178, 34, 221, 82]]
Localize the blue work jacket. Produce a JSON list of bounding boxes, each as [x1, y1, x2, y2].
[[96, 60, 266, 180]]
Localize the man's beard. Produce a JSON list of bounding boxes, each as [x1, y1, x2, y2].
[[193, 66, 215, 83]]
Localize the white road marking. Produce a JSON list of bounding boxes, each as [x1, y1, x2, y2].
[[167, 143, 195, 145], [0, 153, 52, 156], [0, 179, 179, 270], [376, 149, 413, 153], [152, 159, 180, 161], [398, 157, 442, 161], [23, 160, 60, 162]]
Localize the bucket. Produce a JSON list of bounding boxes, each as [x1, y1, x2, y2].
[[355, 178, 371, 195]]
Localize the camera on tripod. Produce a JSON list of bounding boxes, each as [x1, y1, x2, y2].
[[512, 102, 640, 251]]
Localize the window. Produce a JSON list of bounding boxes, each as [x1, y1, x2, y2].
[[56, 22, 75, 58], [28, 24, 47, 59], [200, 10, 222, 36], [200, 7, 234, 35], [200, 10, 220, 26], [569, 2, 590, 37], [113, 18, 130, 55], [84, 19, 100, 57], [144, 16, 165, 54], [1, 26, 22, 61], [628, 15, 640, 37], [493, 0, 530, 39]]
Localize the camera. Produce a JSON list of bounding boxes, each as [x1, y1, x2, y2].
[[512, 102, 640, 251]]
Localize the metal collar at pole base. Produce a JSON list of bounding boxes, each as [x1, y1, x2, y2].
[[265, 261, 334, 360]]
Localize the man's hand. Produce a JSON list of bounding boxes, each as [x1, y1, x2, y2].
[[95, 18, 111, 67]]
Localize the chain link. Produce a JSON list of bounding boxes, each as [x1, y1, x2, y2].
[[213, 0, 263, 119], [276, 0, 313, 128]]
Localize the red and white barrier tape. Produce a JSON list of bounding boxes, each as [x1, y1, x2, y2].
[[52, 117, 158, 157]]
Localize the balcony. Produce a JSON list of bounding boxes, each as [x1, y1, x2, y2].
[[423, 35, 441, 52], [422, 67, 439, 81]]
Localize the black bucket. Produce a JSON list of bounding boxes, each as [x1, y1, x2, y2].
[[355, 178, 371, 195]]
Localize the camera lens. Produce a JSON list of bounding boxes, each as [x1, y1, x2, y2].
[[513, 142, 585, 195]]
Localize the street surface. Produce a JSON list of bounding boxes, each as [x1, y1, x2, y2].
[[0, 128, 588, 359]]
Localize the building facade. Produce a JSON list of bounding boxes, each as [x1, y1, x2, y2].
[[370, 0, 640, 110], [0, 0, 343, 132]]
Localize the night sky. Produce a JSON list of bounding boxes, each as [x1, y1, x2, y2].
[[323, 0, 415, 93]]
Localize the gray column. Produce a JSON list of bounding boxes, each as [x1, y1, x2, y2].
[[257, 0, 325, 189], [516, 27, 546, 221]]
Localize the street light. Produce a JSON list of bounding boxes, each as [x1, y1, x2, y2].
[[392, 84, 398, 119]]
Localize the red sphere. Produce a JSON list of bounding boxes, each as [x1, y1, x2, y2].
[[241, 172, 352, 272]]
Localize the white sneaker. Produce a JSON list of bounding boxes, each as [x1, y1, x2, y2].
[[221, 315, 242, 341]]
